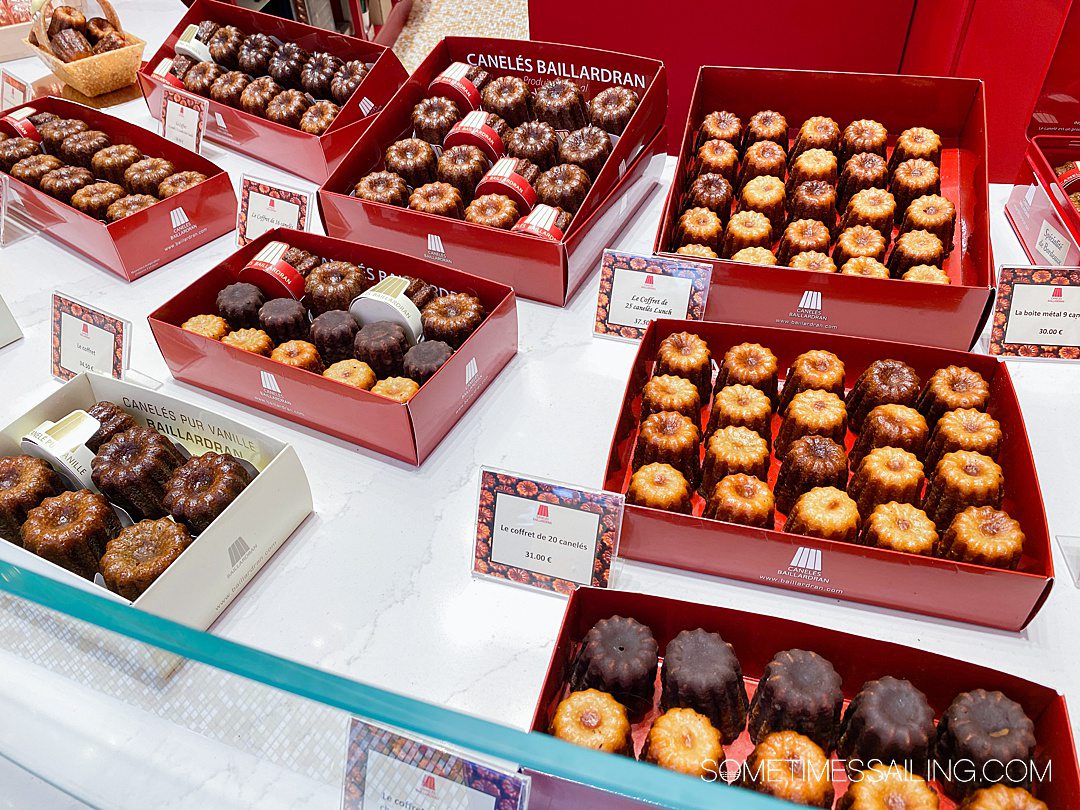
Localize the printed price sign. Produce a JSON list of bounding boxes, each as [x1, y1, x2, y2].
[[0, 71, 31, 110], [160, 86, 209, 154], [989, 266, 1080, 359], [342, 719, 529, 810], [594, 250, 711, 341], [51, 293, 129, 381], [473, 468, 623, 594], [237, 174, 312, 246]]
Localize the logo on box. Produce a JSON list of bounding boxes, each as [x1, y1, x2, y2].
[[227, 535, 252, 572], [358, 97, 375, 116], [789, 546, 822, 573], [260, 370, 281, 393], [424, 233, 451, 263], [465, 357, 479, 386], [798, 290, 822, 312]]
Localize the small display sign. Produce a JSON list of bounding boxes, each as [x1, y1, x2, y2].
[[989, 266, 1080, 359], [50, 293, 129, 381], [594, 250, 711, 341], [237, 174, 312, 246], [0, 71, 32, 110], [160, 86, 209, 154]]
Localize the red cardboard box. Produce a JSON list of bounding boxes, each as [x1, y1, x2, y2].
[[655, 66, 993, 351], [531, 587, 1080, 807], [604, 319, 1052, 631], [319, 37, 667, 306], [0, 97, 235, 281], [148, 228, 517, 464], [137, 0, 408, 184]]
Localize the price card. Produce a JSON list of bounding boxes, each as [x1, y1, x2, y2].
[[237, 174, 313, 246], [0, 70, 31, 110], [594, 250, 711, 341], [50, 293, 129, 381], [342, 719, 529, 810], [989, 266, 1080, 359], [160, 86, 209, 154], [473, 468, 623, 595]]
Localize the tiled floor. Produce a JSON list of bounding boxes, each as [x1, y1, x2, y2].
[[392, 0, 528, 70]]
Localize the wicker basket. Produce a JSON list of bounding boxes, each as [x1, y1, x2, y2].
[[24, 0, 145, 97]]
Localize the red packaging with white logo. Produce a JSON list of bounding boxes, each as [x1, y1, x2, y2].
[[319, 37, 667, 307], [148, 228, 517, 465], [443, 109, 504, 161], [137, 0, 408, 184], [475, 157, 537, 214], [654, 66, 993, 351], [0, 97, 235, 282], [605, 319, 1052, 631], [511, 204, 567, 241], [236, 240, 306, 300], [427, 61, 485, 112]]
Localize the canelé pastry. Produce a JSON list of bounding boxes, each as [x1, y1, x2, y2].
[[903, 265, 951, 284], [842, 188, 897, 237], [480, 76, 532, 126], [723, 210, 772, 258], [258, 298, 309, 345], [28, 112, 61, 128], [774, 435, 848, 513], [738, 140, 787, 189], [353, 171, 409, 206], [39, 118, 87, 152], [837, 764, 940, 809], [941, 506, 1024, 569], [849, 404, 928, 467], [465, 193, 519, 228], [535, 163, 592, 213], [330, 60, 369, 105], [412, 95, 461, 144], [660, 628, 748, 743], [918, 366, 989, 426], [697, 138, 738, 185], [40, 166, 93, 203], [841, 257, 890, 278], [731, 246, 776, 265], [627, 462, 693, 514], [748, 648, 843, 751], [833, 225, 887, 267], [237, 32, 275, 75], [437, 144, 488, 202], [371, 377, 419, 402], [385, 138, 437, 188], [85, 401, 138, 453], [92, 427, 185, 520], [323, 359, 376, 389], [163, 452, 251, 534], [926, 408, 1001, 470], [741, 731, 834, 808], [183, 61, 226, 96], [740, 175, 786, 235], [92, 31, 127, 54], [266, 89, 311, 128], [705, 384, 772, 443], [222, 328, 274, 355], [959, 786, 1047, 810], [777, 219, 831, 265], [787, 486, 861, 543], [892, 158, 941, 213], [778, 350, 845, 414], [240, 76, 283, 117], [48, 5, 86, 37], [268, 42, 309, 88], [791, 116, 840, 159], [643, 709, 724, 777], [210, 70, 252, 107], [181, 314, 229, 341], [717, 342, 778, 405], [641, 374, 701, 422], [848, 446, 925, 519], [676, 207, 723, 251], [687, 173, 733, 220], [656, 331, 712, 400], [158, 171, 207, 198], [701, 426, 769, 495], [124, 157, 175, 196], [637, 411, 702, 486], [216, 282, 265, 329], [506, 121, 558, 169], [551, 689, 632, 754], [207, 25, 244, 69], [841, 119, 888, 163], [52, 27, 93, 61], [299, 100, 339, 135], [922, 450, 1003, 528], [421, 293, 484, 348], [354, 321, 409, 377], [588, 86, 640, 135], [936, 690, 1036, 799], [533, 79, 587, 130], [99, 518, 193, 599], [704, 473, 774, 528], [271, 340, 324, 373], [790, 252, 837, 273], [860, 501, 938, 555], [11, 154, 63, 187], [569, 615, 658, 716], [282, 247, 323, 276], [700, 110, 742, 145], [193, 20, 220, 43], [71, 182, 125, 220], [402, 340, 453, 384], [787, 148, 837, 192], [559, 125, 612, 179], [838, 676, 935, 774], [891, 127, 942, 170], [676, 244, 718, 259], [305, 261, 368, 314], [106, 194, 156, 222], [790, 180, 838, 227], [300, 51, 344, 98], [838, 152, 888, 207], [847, 359, 922, 431], [743, 110, 788, 152], [58, 130, 110, 167], [901, 194, 956, 252], [309, 310, 358, 365], [776, 390, 847, 458], [85, 16, 115, 42], [169, 54, 197, 82], [21, 490, 120, 580], [0, 456, 64, 543]]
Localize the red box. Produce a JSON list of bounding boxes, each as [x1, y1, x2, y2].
[[655, 66, 994, 351], [137, 0, 409, 185], [0, 97, 235, 281], [319, 37, 667, 306], [530, 587, 1080, 808], [147, 228, 517, 465], [604, 319, 1053, 631]]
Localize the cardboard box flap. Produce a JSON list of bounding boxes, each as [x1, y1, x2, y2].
[[1029, 3, 1080, 140]]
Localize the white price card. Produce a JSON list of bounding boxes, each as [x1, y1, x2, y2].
[[160, 86, 209, 154], [237, 174, 312, 246], [0, 71, 31, 110], [989, 266, 1080, 359], [50, 292, 129, 381]]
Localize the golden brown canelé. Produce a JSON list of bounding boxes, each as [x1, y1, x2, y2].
[[901, 194, 956, 252], [89, 144, 140, 185], [222, 328, 274, 356], [40, 166, 93, 203], [775, 389, 848, 458], [787, 148, 837, 192], [305, 260, 369, 314], [786, 486, 861, 543], [958, 785, 1046, 810], [627, 462, 693, 514], [700, 110, 743, 146], [163, 452, 252, 534], [739, 174, 786, 236], [643, 708, 724, 777], [903, 265, 951, 284], [778, 350, 846, 414], [208, 25, 244, 69], [837, 763, 940, 809], [731, 247, 776, 266], [687, 173, 733, 221], [833, 225, 887, 267], [706, 384, 772, 443], [588, 86, 640, 135], [559, 125, 613, 179], [11, 154, 63, 187], [22, 490, 121, 579], [323, 360, 376, 390], [848, 446, 925, 519], [535, 163, 592, 213], [697, 138, 739, 185], [790, 116, 840, 159], [183, 61, 226, 96], [790, 252, 837, 273], [742, 110, 788, 152], [353, 171, 409, 206], [91, 427, 185, 520], [840, 120, 888, 163], [551, 689, 632, 755], [371, 377, 419, 402], [716, 342, 778, 405], [840, 256, 890, 278], [922, 450, 1003, 528], [846, 359, 922, 431], [641, 374, 702, 422], [506, 120, 558, 169], [0, 456, 64, 543], [99, 518, 193, 599], [656, 331, 712, 400], [181, 314, 229, 341], [889, 229, 945, 279], [158, 171, 208, 198], [271, 340, 324, 373], [480, 75, 532, 126], [124, 157, 175, 196], [777, 219, 831, 266], [533, 78, 588, 131], [635, 411, 702, 487], [774, 435, 848, 514], [676, 207, 723, 251], [265, 89, 312, 128], [890, 126, 942, 170], [409, 181, 465, 218], [704, 473, 774, 528], [926, 408, 1002, 470], [701, 426, 770, 496], [892, 158, 941, 213], [385, 138, 437, 188], [858, 501, 938, 555], [849, 403, 929, 467], [841, 188, 897, 238], [676, 244, 718, 259], [790, 180, 838, 229], [239, 76, 283, 117], [917, 365, 990, 426], [58, 129, 110, 167], [106, 194, 157, 222], [39, 118, 86, 153], [741, 731, 835, 808], [940, 505, 1025, 569], [465, 193, 519, 229], [838, 152, 888, 207], [71, 182, 126, 220], [210, 70, 252, 107], [437, 144, 488, 202], [300, 100, 340, 135], [723, 210, 772, 258], [421, 292, 485, 349], [411, 95, 461, 144], [738, 140, 787, 189]]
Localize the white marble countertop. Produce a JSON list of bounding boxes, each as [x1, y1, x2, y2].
[[2, 3, 1080, 806]]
